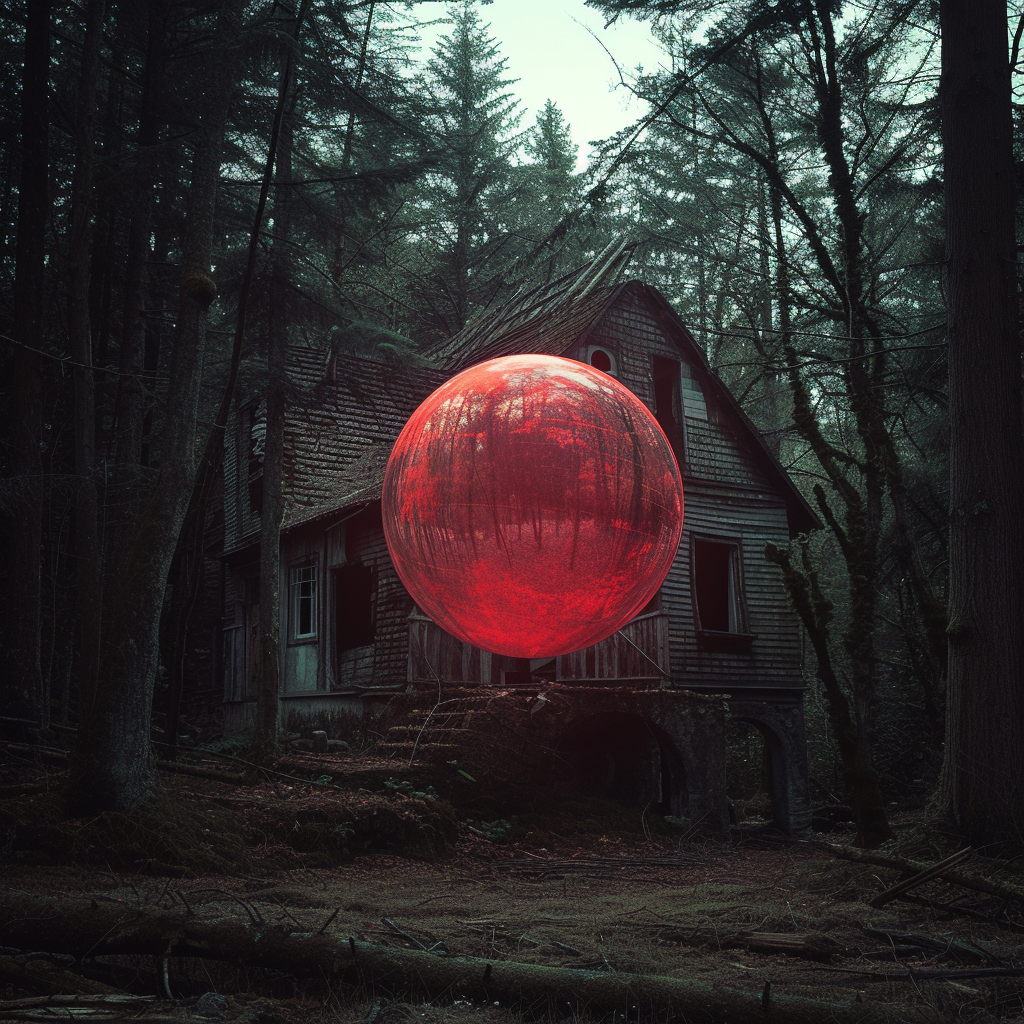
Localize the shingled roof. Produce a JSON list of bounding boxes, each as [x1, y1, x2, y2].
[[280, 347, 441, 531], [278, 241, 820, 538], [427, 238, 636, 371]]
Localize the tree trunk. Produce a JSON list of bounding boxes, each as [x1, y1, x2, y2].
[[67, 0, 107, 717], [0, 893, 893, 1024], [254, 13, 304, 755], [765, 165, 892, 847], [938, 0, 1024, 847], [112, 0, 168, 474], [2, 0, 51, 737], [67, 0, 246, 814], [162, 1, 307, 754]]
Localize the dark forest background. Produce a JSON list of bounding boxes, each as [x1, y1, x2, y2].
[[1, 0, 1021, 849]]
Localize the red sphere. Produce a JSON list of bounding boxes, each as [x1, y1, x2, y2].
[[382, 354, 684, 658]]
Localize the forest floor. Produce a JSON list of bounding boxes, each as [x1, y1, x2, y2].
[[2, 744, 1024, 1023]]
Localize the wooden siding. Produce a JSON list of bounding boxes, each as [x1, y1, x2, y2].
[[666, 491, 801, 688], [574, 290, 802, 690]]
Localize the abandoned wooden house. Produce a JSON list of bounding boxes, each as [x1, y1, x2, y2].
[[219, 245, 822, 833]]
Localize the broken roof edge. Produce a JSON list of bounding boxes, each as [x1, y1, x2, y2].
[[428, 239, 638, 368], [634, 282, 823, 539]]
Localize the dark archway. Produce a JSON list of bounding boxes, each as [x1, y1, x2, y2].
[[729, 717, 791, 833], [554, 712, 688, 816]]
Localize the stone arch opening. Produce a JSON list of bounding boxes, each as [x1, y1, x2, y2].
[[727, 716, 791, 833], [554, 712, 687, 816]]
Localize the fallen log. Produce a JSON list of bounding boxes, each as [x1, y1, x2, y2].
[[0, 892, 901, 1024], [0, 783, 51, 799], [813, 842, 1024, 904], [862, 927, 1004, 966], [0, 994, 156, 1011], [0, 956, 122, 996], [660, 929, 844, 963]]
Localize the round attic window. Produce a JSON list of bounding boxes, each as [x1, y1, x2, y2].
[[586, 345, 617, 376]]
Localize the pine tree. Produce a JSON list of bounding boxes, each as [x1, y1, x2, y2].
[[527, 100, 576, 203], [409, 0, 524, 343], [520, 98, 580, 251]]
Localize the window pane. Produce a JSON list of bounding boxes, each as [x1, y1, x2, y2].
[[694, 541, 733, 632], [291, 565, 317, 638]]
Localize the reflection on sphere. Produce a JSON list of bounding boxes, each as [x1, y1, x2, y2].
[[382, 354, 684, 659]]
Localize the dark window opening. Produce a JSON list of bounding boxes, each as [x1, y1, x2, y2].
[[694, 540, 735, 632], [290, 564, 317, 640], [590, 348, 612, 373], [652, 356, 685, 463], [691, 537, 754, 651], [334, 563, 377, 653]]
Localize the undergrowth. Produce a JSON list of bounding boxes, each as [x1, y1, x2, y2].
[[0, 782, 460, 875]]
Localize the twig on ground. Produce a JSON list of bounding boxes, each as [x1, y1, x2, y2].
[[381, 918, 428, 950]]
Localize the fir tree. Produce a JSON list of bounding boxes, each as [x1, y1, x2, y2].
[[409, 0, 525, 343]]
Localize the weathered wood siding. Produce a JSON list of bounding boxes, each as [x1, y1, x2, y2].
[[571, 289, 802, 691], [334, 508, 410, 691]]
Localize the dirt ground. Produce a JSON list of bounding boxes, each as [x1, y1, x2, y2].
[[2, 746, 1024, 1023]]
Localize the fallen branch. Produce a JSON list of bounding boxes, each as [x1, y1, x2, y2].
[[0, 892, 896, 1024], [156, 760, 249, 785], [817, 965, 1024, 982], [862, 927, 1004, 966], [660, 929, 844, 963], [0, 956, 121, 997], [0, 994, 156, 1011], [813, 842, 1024, 904], [896, 892, 1024, 932], [0, 783, 49, 799], [868, 848, 972, 908], [0, 743, 70, 766], [381, 917, 429, 950]]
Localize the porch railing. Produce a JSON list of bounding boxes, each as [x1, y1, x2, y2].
[[408, 610, 669, 686]]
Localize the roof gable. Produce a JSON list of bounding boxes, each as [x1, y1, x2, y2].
[[273, 249, 820, 539]]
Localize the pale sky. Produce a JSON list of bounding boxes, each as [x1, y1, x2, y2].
[[410, 2, 667, 170]]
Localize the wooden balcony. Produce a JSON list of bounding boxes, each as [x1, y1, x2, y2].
[[556, 611, 669, 684], [408, 610, 669, 688]]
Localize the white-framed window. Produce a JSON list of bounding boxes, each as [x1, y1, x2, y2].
[[290, 563, 317, 640]]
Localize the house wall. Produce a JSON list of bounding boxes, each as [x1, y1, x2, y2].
[[573, 289, 803, 694], [270, 507, 412, 707]]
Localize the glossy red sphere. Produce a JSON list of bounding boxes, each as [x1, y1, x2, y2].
[[382, 354, 684, 658]]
